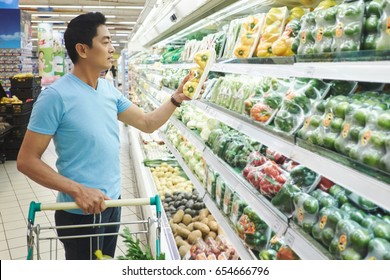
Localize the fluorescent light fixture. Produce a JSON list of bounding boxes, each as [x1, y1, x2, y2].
[[112, 43, 120, 46], [119, 40, 129, 43], [31, 38, 38, 41], [112, 34, 129, 37]]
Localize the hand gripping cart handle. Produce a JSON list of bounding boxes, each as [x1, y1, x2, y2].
[[27, 195, 162, 260]]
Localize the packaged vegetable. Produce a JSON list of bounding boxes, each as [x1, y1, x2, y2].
[[257, 7, 289, 57], [333, 0, 365, 53], [364, 238, 390, 260], [206, 165, 218, 200], [296, 12, 317, 55], [329, 219, 371, 260], [292, 193, 320, 234], [230, 193, 248, 225], [233, 14, 266, 58], [222, 184, 234, 215], [362, 0, 390, 51], [271, 183, 302, 215], [272, 19, 302, 56], [312, 206, 350, 248], [215, 176, 226, 210]]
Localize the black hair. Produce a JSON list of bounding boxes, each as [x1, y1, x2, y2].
[[64, 12, 106, 64]]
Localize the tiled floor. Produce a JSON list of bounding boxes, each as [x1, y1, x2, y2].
[[0, 124, 146, 260]]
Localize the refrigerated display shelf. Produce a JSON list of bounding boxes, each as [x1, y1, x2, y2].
[[159, 131, 255, 260], [135, 73, 390, 211], [128, 127, 180, 260], [163, 117, 333, 260]]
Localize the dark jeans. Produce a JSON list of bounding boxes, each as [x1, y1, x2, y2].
[[55, 206, 121, 260]]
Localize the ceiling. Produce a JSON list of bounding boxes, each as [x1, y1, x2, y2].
[[19, 0, 151, 55]]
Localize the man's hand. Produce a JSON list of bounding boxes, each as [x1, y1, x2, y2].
[[73, 184, 111, 214], [172, 74, 208, 103]]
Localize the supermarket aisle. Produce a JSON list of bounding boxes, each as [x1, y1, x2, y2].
[[0, 123, 145, 260]]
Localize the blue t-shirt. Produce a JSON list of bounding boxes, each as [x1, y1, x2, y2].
[[28, 73, 132, 214]]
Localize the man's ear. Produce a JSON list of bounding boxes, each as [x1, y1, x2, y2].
[[75, 43, 88, 59]]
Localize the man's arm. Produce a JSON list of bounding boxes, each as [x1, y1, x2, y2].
[[118, 76, 190, 133], [17, 130, 109, 214]]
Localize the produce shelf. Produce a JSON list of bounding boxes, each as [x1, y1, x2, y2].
[[167, 117, 288, 236], [190, 100, 390, 212], [128, 127, 180, 260], [159, 131, 255, 260]]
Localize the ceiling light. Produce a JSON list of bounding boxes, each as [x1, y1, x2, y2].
[[31, 20, 65, 23], [112, 43, 120, 46], [112, 34, 129, 37]]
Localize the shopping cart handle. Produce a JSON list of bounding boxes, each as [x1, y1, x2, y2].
[[28, 196, 161, 224]]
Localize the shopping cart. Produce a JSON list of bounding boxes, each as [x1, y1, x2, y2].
[[26, 195, 162, 260]]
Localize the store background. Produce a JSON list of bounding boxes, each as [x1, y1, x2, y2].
[[0, 0, 390, 261]]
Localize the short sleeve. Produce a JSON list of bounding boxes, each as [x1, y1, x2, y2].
[[27, 88, 65, 135], [113, 86, 132, 113]]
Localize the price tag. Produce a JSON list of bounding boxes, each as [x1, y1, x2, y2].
[[306, 66, 315, 78], [272, 222, 281, 233], [285, 232, 295, 247]]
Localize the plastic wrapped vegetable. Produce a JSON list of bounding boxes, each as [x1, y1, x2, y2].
[[364, 238, 390, 260], [312, 206, 349, 247], [236, 206, 271, 251], [233, 14, 266, 58], [362, 0, 390, 50], [288, 165, 320, 192], [257, 7, 289, 57], [313, 6, 337, 53], [310, 189, 339, 209], [292, 193, 320, 234], [230, 193, 248, 225], [333, 0, 365, 53], [206, 165, 218, 200], [296, 12, 317, 55], [222, 184, 234, 215], [329, 219, 371, 260], [272, 19, 302, 56], [271, 183, 302, 215], [215, 176, 226, 210]]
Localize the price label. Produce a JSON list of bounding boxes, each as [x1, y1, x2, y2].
[[285, 232, 295, 247], [306, 66, 315, 78]]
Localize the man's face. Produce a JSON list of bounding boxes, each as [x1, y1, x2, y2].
[[86, 24, 115, 70]]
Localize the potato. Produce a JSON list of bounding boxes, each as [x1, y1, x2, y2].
[[182, 214, 192, 226], [198, 209, 210, 220], [201, 218, 209, 225], [206, 231, 217, 239], [173, 209, 184, 223], [207, 215, 216, 222], [171, 223, 179, 234], [208, 221, 218, 232], [175, 236, 185, 247], [193, 222, 210, 235], [187, 222, 194, 232], [187, 230, 202, 244], [179, 245, 190, 258], [176, 226, 191, 239]]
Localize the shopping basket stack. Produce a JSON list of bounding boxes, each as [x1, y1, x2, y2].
[[0, 75, 41, 160]]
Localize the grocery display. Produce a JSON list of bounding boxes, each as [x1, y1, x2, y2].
[[1, 0, 389, 263], [126, 0, 390, 261]]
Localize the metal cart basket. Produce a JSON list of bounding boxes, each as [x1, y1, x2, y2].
[[26, 195, 162, 260]]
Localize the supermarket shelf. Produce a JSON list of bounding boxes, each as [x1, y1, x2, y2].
[[192, 100, 295, 159], [159, 130, 256, 260], [292, 61, 390, 84], [140, 60, 390, 84], [167, 116, 288, 236], [284, 224, 333, 260], [212, 63, 294, 79], [128, 127, 180, 260], [191, 100, 390, 212]]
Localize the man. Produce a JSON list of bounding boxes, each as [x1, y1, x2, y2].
[[17, 12, 189, 260]]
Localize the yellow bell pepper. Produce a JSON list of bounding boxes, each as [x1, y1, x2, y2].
[[240, 32, 255, 46], [243, 16, 259, 32], [194, 50, 210, 69], [189, 67, 204, 82], [183, 81, 199, 99], [287, 7, 305, 23], [257, 42, 273, 57], [272, 37, 294, 56], [234, 45, 251, 58]]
